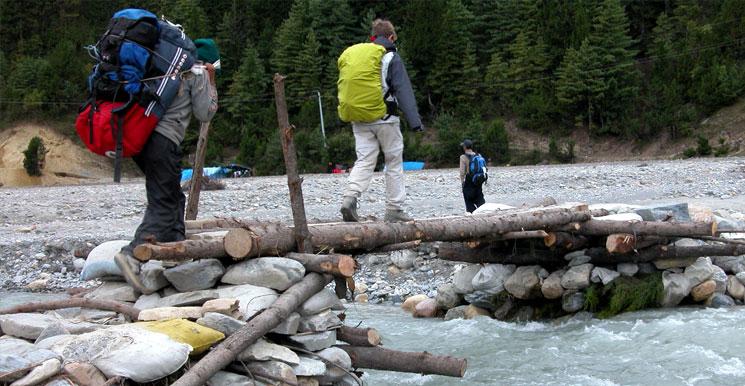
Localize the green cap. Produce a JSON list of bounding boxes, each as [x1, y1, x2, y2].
[[194, 38, 220, 64]]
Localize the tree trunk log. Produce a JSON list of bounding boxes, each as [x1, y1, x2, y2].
[[437, 242, 561, 266], [554, 220, 716, 237], [285, 252, 357, 277], [0, 298, 140, 320], [185, 121, 211, 221], [586, 243, 745, 264], [368, 240, 422, 253], [337, 326, 381, 347], [223, 206, 590, 259], [544, 232, 588, 250], [132, 239, 225, 262], [337, 345, 467, 378], [171, 272, 331, 386], [605, 234, 667, 254]]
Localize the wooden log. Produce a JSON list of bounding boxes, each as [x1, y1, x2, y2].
[[368, 240, 422, 253], [132, 239, 225, 262], [185, 121, 211, 221], [223, 206, 591, 259], [337, 326, 381, 347], [285, 252, 357, 277], [334, 276, 348, 299], [338, 345, 467, 378], [544, 232, 588, 250], [605, 234, 667, 254], [586, 243, 745, 264], [0, 298, 140, 320], [188, 230, 228, 241], [554, 219, 716, 237], [171, 272, 332, 386], [437, 242, 561, 266]]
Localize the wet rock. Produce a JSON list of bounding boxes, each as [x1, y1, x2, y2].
[[435, 284, 462, 310], [238, 338, 300, 366], [11, 358, 61, 386], [726, 275, 745, 300], [690, 280, 716, 302], [504, 265, 548, 299], [561, 263, 593, 290], [63, 362, 107, 386], [493, 297, 515, 320], [511, 306, 535, 322], [221, 257, 304, 291], [390, 250, 417, 270], [316, 347, 352, 384], [298, 288, 343, 316], [208, 371, 255, 386], [293, 355, 326, 376], [471, 264, 516, 294], [712, 265, 727, 293], [661, 271, 692, 307], [541, 269, 566, 299], [452, 265, 481, 294], [562, 291, 585, 313], [139, 261, 170, 293], [706, 293, 736, 308], [197, 312, 246, 336], [413, 298, 438, 318], [298, 310, 342, 333], [84, 282, 137, 302], [401, 294, 428, 313], [684, 257, 715, 286], [164, 259, 225, 292], [617, 263, 639, 277], [158, 289, 219, 307], [591, 267, 620, 285], [216, 284, 278, 320], [444, 305, 469, 321], [464, 291, 504, 311], [288, 330, 336, 351], [463, 305, 491, 319], [271, 312, 301, 335]]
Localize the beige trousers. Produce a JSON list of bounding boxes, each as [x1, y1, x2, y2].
[[344, 120, 405, 210]]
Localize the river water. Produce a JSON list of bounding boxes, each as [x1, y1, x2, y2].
[[344, 304, 745, 386]]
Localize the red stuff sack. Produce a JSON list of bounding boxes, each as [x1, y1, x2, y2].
[[75, 101, 159, 158]]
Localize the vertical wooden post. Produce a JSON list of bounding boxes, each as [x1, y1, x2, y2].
[[274, 73, 313, 254], [185, 121, 211, 220]]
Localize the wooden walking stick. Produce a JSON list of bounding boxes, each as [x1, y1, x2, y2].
[[185, 120, 211, 220]]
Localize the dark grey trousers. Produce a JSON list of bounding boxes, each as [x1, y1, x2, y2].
[[124, 132, 185, 253], [463, 182, 485, 213]]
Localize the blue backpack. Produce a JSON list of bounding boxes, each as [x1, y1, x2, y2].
[[467, 153, 488, 185]]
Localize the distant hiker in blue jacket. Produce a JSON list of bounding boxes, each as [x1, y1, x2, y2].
[[460, 139, 486, 213]]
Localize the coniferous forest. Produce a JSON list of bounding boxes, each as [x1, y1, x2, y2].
[[2, 0, 745, 175]]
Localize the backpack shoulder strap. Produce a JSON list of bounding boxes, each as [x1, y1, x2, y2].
[[381, 51, 395, 97]]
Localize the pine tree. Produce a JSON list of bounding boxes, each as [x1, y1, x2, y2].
[[505, 31, 550, 104], [295, 31, 323, 98], [162, 0, 209, 38], [484, 52, 509, 108]]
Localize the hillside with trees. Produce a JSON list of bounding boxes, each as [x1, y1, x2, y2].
[[2, 0, 744, 175]]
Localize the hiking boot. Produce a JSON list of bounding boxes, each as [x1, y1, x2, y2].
[[384, 209, 414, 223], [340, 196, 360, 222], [114, 251, 154, 295]]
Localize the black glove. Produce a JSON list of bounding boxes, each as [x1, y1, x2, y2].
[[412, 125, 425, 133]]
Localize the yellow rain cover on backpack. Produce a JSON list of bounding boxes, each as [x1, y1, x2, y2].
[[337, 43, 387, 123]]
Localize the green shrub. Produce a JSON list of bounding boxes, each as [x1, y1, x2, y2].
[[696, 135, 712, 156], [548, 137, 559, 160], [683, 147, 697, 158], [714, 137, 730, 157], [482, 119, 510, 165], [23, 136, 46, 176], [326, 130, 356, 166]]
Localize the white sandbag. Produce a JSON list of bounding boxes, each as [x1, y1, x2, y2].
[[473, 203, 515, 214], [80, 240, 129, 280], [42, 324, 191, 383], [588, 203, 641, 214], [591, 213, 643, 222]]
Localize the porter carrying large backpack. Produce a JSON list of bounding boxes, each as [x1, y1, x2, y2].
[[337, 43, 396, 123], [75, 9, 197, 181]]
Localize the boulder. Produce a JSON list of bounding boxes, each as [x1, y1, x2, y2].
[[139, 260, 170, 293], [690, 280, 716, 302], [0, 314, 100, 340], [617, 263, 639, 277], [712, 265, 727, 293], [654, 257, 698, 270], [164, 259, 225, 292], [635, 203, 689, 222], [243, 361, 296, 385], [463, 291, 504, 311], [298, 288, 343, 316], [298, 310, 342, 333], [356, 282, 368, 293], [568, 254, 592, 267], [197, 312, 246, 336], [560, 264, 593, 290], [684, 257, 715, 286], [738, 272, 745, 286], [216, 284, 278, 320], [463, 305, 491, 319], [493, 297, 515, 321], [471, 264, 516, 294], [201, 298, 239, 316], [208, 371, 255, 386], [138, 306, 204, 321], [84, 282, 137, 302], [541, 269, 566, 299], [453, 265, 481, 294], [638, 263, 657, 274], [504, 265, 548, 299], [0, 336, 59, 382], [271, 312, 301, 335], [712, 256, 745, 274], [564, 250, 587, 262], [705, 293, 736, 308], [34, 323, 69, 344], [435, 284, 462, 310], [727, 275, 745, 300], [10, 358, 61, 386], [287, 330, 336, 351], [293, 355, 326, 377], [443, 305, 469, 321], [389, 250, 417, 269], [158, 289, 219, 307], [134, 293, 162, 310], [511, 306, 535, 322], [316, 347, 352, 384], [561, 291, 585, 313], [661, 271, 691, 307], [354, 293, 369, 303], [238, 338, 300, 366], [401, 294, 429, 314], [63, 362, 107, 386], [591, 267, 620, 285], [413, 298, 438, 318], [221, 257, 305, 291]]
